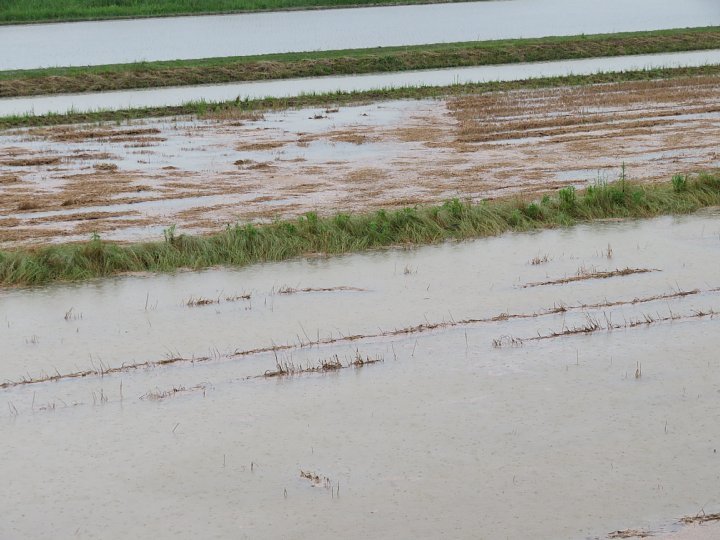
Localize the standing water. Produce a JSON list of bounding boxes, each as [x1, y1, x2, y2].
[[0, 0, 718, 70], [2, 212, 720, 539], [2, 49, 720, 116]]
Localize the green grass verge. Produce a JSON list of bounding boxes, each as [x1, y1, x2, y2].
[[2, 27, 719, 97], [3, 63, 720, 131], [1, 173, 718, 287], [0, 0, 468, 24]]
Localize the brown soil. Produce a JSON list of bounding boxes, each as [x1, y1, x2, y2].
[[1, 74, 719, 247], [1, 156, 61, 166], [28, 126, 162, 142]]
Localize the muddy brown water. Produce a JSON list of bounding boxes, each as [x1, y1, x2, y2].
[[1, 0, 718, 71], [2, 74, 720, 247], [1, 212, 719, 539]]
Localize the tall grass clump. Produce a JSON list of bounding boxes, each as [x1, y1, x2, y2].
[[672, 174, 688, 192], [1, 172, 718, 286]]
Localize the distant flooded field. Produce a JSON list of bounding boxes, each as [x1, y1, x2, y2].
[[2, 49, 720, 117], [1, 0, 719, 70]]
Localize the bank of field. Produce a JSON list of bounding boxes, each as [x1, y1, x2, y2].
[[1, 27, 720, 98], [1, 174, 719, 286], [0, 0, 468, 23], [3, 63, 720, 130]]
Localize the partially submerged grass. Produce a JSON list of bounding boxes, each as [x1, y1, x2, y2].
[[1, 172, 719, 287], [3, 27, 720, 97], [492, 308, 718, 347], [681, 513, 720, 524], [2, 286, 713, 389], [185, 295, 220, 307], [608, 529, 652, 539], [264, 351, 382, 377], [3, 64, 720, 130], [522, 266, 658, 288], [275, 285, 366, 294], [529, 254, 551, 266], [299, 470, 340, 495], [141, 384, 207, 400]]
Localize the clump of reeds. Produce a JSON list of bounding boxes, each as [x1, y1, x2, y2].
[[604, 243, 613, 259], [493, 308, 717, 346], [350, 350, 383, 368], [530, 254, 551, 265], [185, 293, 251, 307], [681, 512, 720, 524], [263, 354, 297, 378], [263, 352, 383, 378], [64, 307, 83, 320], [608, 529, 652, 539], [142, 384, 207, 401], [492, 335, 524, 348], [185, 296, 219, 307], [275, 285, 365, 295], [225, 293, 251, 302], [318, 355, 343, 371], [300, 470, 332, 489], [523, 266, 657, 288]]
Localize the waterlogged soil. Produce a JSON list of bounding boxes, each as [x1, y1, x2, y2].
[[1, 75, 720, 247], [1, 212, 720, 539]]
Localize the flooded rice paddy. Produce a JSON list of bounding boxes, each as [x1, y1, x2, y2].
[[3, 7, 720, 537], [2, 49, 720, 117], [2, 211, 720, 539], [1, 0, 719, 70], [2, 75, 719, 247]]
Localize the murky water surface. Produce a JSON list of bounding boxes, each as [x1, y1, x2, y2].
[[1, 0, 719, 70], [2, 212, 720, 539], [2, 49, 720, 116]]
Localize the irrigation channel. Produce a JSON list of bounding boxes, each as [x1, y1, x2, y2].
[[2, 49, 720, 117], [1, 0, 719, 71], [2, 211, 720, 539]]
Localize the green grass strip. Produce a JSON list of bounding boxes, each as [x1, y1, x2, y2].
[[2, 27, 720, 97], [1, 172, 718, 287], [0, 0, 473, 24], [3, 63, 720, 131]]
